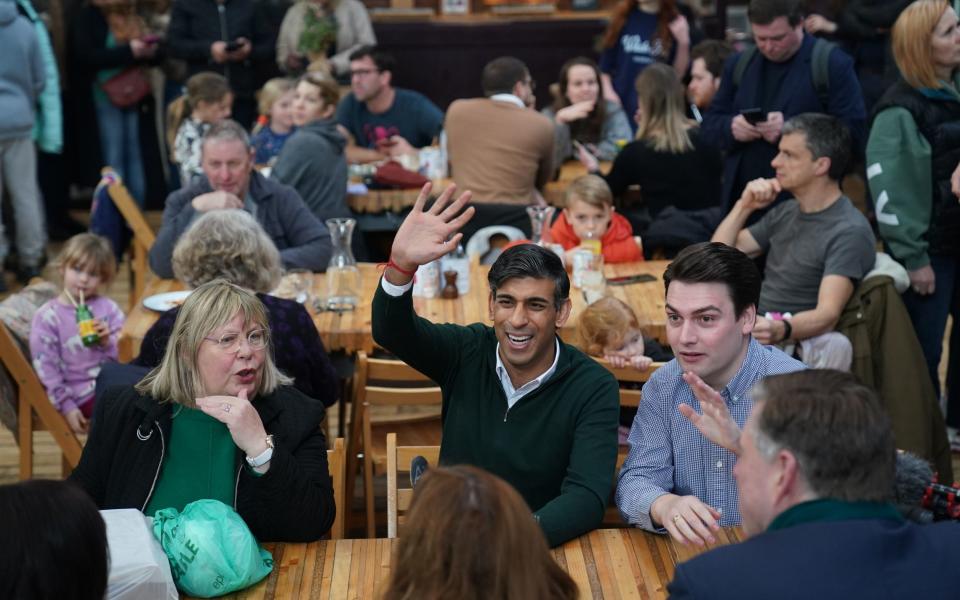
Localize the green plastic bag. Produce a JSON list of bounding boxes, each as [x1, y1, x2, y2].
[[152, 499, 273, 598]]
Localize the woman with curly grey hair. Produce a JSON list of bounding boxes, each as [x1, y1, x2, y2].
[[131, 209, 338, 407]]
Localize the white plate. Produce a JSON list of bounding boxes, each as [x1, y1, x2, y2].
[[142, 290, 191, 312]]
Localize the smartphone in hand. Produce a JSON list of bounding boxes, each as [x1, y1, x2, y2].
[[225, 40, 243, 52], [740, 107, 767, 125]]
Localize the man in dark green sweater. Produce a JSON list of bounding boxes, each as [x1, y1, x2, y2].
[[372, 184, 620, 547]]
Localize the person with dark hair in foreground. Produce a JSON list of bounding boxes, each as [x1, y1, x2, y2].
[[616, 242, 804, 545], [383, 466, 578, 600], [669, 369, 960, 598], [0, 480, 108, 600], [372, 183, 619, 547]]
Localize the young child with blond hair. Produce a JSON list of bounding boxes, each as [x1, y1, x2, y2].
[[252, 77, 296, 165], [550, 175, 643, 264], [29, 234, 125, 433]]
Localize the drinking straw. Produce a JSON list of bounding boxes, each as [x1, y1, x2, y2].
[[63, 288, 79, 308]]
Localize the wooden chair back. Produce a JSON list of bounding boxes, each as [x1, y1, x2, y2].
[[327, 437, 346, 539], [0, 322, 83, 479], [345, 352, 442, 537], [101, 167, 156, 308], [596, 359, 665, 409], [385, 432, 440, 538], [595, 358, 665, 526]]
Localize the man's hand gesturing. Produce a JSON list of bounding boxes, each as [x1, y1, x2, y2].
[[678, 371, 742, 454], [387, 183, 475, 284]]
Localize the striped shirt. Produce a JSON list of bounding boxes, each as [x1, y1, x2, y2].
[[615, 338, 805, 531]]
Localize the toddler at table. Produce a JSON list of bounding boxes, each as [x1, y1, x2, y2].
[[578, 296, 671, 442], [167, 72, 233, 187], [29, 234, 125, 433], [252, 77, 296, 166], [549, 174, 643, 264]]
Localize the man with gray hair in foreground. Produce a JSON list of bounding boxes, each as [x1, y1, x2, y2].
[[149, 119, 331, 278], [669, 369, 960, 598]]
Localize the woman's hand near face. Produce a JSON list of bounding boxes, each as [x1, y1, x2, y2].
[[197, 389, 270, 458], [555, 100, 595, 124], [668, 14, 691, 46]]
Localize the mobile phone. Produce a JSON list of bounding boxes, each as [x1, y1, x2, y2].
[[142, 34, 160, 44], [740, 108, 766, 125], [225, 40, 242, 52], [607, 273, 657, 286]]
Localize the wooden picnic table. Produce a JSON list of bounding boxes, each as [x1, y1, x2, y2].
[[119, 260, 667, 362], [347, 161, 608, 214], [181, 527, 742, 600]]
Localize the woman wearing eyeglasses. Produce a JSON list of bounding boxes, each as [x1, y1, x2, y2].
[[130, 209, 339, 408], [70, 279, 336, 542]]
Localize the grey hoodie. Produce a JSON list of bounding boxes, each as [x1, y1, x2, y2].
[[270, 118, 349, 224], [0, 0, 44, 140]]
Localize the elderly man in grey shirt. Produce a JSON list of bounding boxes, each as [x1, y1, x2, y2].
[[712, 113, 875, 369], [149, 120, 332, 279]]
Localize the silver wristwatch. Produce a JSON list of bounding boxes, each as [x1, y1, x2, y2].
[[245, 435, 275, 468]]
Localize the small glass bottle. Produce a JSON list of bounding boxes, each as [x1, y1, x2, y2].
[[76, 304, 99, 347]]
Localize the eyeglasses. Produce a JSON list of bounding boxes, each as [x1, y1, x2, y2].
[[350, 68, 380, 78], [204, 329, 268, 353]]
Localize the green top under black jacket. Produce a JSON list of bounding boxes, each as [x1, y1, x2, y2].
[[372, 282, 620, 547]]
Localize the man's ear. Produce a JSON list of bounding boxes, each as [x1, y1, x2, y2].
[[740, 304, 757, 336], [813, 156, 832, 178], [773, 449, 803, 506], [555, 297, 573, 328], [488, 292, 496, 321]]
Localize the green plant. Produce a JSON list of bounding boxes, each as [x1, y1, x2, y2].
[[298, 8, 338, 56]]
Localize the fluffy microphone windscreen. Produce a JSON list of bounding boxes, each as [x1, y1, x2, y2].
[[893, 451, 934, 523]]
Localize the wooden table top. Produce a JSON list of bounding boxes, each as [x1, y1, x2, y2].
[[182, 527, 743, 600], [347, 161, 607, 214], [119, 260, 667, 361]]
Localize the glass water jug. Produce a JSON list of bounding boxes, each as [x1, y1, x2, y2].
[[325, 218, 361, 311], [526, 205, 555, 246]]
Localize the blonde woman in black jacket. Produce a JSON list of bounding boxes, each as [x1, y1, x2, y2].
[[70, 280, 335, 542]]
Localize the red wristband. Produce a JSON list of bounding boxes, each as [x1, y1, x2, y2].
[[380, 258, 416, 277]]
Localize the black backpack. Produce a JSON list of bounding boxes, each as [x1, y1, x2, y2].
[[731, 38, 836, 109]]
